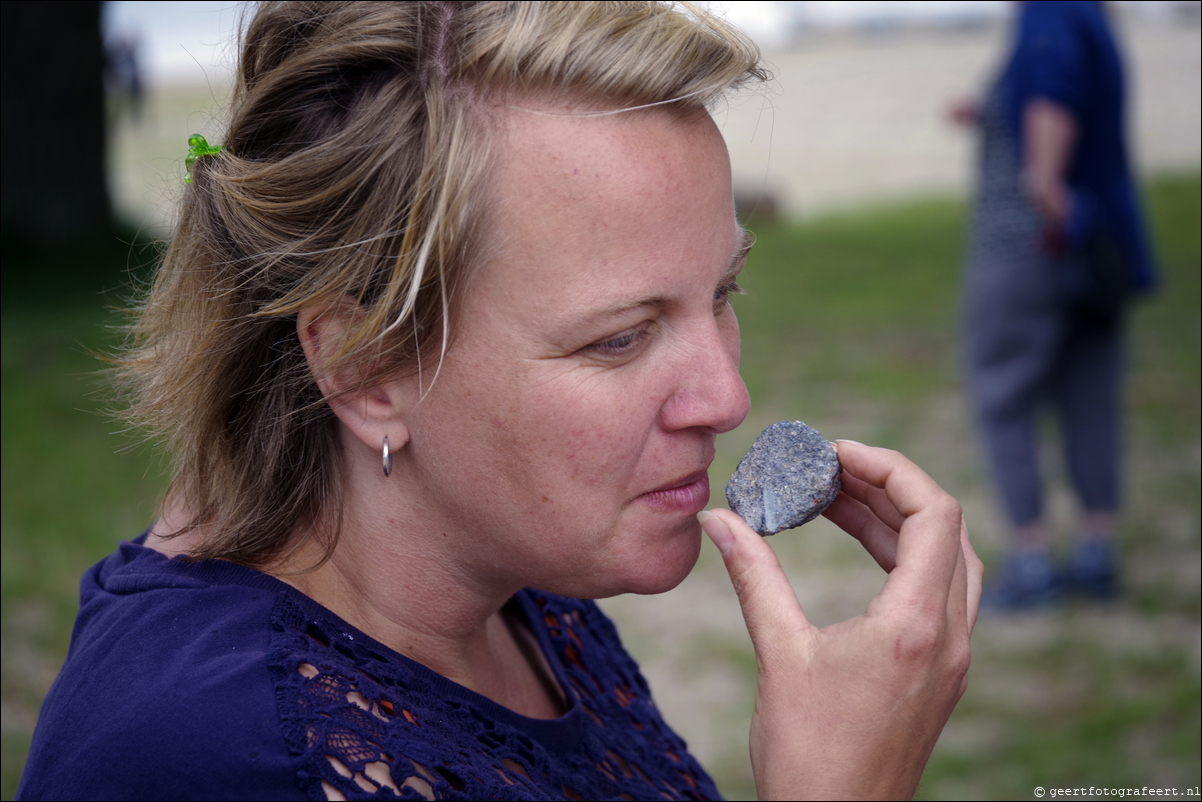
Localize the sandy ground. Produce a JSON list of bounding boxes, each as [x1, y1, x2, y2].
[[108, 17, 1201, 230], [718, 18, 1202, 219]]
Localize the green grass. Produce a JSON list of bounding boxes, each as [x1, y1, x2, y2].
[[732, 197, 968, 449], [2, 175, 1198, 800], [1, 228, 172, 798], [2, 227, 168, 614]]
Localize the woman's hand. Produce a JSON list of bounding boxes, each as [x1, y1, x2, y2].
[[699, 440, 983, 800], [946, 97, 979, 127]]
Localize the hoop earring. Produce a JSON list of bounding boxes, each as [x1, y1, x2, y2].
[[382, 436, 392, 478]]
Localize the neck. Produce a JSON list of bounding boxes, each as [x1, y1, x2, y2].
[[147, 445, 565, 719], [278, 513, 520, 693]]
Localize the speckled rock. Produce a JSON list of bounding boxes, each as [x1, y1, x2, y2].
[[725, 421, 842, 536]]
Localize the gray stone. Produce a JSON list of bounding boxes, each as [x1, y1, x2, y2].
[[725, 421, 842, 536]]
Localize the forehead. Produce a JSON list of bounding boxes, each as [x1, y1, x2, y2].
[[497, 104, 718, 191], [475, 106, 739, 308]]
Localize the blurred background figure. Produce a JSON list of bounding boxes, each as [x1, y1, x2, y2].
[[104, 31, 144, 124], [957, 0, 1158, 609]]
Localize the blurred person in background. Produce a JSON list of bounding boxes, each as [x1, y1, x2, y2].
[[956, 0, 1157, 609], [105, 32, 145, 123]]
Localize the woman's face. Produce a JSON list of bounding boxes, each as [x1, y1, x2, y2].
[[399, 106, 750, 599]]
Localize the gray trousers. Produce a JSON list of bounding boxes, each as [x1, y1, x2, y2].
[[965, 243, 1123, 528]]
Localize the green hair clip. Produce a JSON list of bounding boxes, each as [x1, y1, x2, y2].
[[184, 134, 223, 184]]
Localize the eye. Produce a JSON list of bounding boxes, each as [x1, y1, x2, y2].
[[714, 280, 745, 306], [585, 324, 653, 358]]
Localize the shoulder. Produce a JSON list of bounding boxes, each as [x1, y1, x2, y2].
[[20, 543, 306, 800], [1019, 1, 1110, 45]]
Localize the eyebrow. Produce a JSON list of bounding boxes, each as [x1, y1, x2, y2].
[[726, 226, 754, 280], [575, 227, 755, 323]]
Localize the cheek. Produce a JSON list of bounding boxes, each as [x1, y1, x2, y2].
[[516, 372, 659, 481], [721, 309, 742, 366]]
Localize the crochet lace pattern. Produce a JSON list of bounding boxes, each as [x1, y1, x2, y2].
[[269, 590, 720, 801]]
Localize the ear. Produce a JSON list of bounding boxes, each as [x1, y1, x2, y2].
[[297, 301, 412, 454]]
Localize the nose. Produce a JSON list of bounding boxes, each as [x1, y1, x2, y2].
[[658, 315, 750, 435]]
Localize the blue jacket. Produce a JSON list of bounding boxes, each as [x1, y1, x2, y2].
[[1002, 0, 1157, 291]]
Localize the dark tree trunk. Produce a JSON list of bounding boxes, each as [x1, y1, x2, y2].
[[1, 0, 110, 247]]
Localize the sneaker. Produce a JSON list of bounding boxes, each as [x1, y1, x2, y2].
[[983, 550, 1062, 611], [1063, 540, 1119, 600]]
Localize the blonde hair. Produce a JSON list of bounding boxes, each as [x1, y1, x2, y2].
[[117, 1, 766, 567]]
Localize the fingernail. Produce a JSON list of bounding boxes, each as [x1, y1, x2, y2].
[[835, 438, 865, 446], [698, 510, 734, 555]]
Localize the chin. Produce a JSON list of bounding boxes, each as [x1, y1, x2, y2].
[[580, 517, 704, 600]]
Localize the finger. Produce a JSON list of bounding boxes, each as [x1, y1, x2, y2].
[[961, 521, 984, 633], [936, 523, 981, 705], [889, 495, 964, 614], [836, 441, 963, 611], [835, 440, 947, 518], [838, 471, 906, 533], [946, 521, 970, 627], [946, 535, 973, 700], [699, 509, 814, 664], [821, 492, 898, 572]]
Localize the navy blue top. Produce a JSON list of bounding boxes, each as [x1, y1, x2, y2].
[[1000, 0, 1156, 290], [18, 536, 720, 800]]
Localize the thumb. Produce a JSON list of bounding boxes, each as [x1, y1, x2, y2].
[[699, 509, 815, 667]]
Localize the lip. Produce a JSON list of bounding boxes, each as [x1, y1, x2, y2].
[[635, 470, 711, 514]]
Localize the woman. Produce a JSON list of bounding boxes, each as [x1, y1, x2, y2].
[[20, 3, 981, 799], [960, 1, 1157, 609]]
